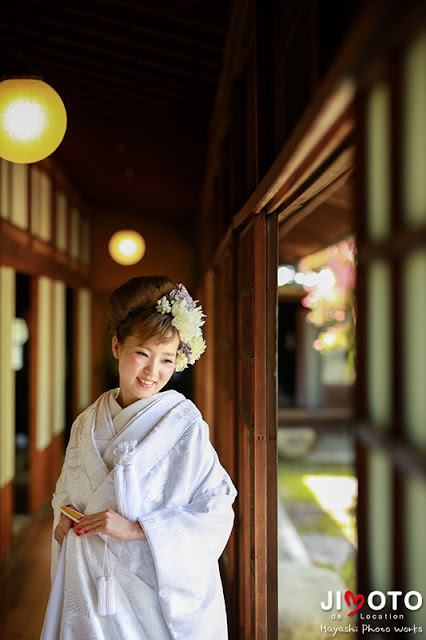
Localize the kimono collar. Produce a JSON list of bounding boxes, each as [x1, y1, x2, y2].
[[79, 389, 198, 493]]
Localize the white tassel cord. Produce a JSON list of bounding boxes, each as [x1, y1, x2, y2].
[[97, 539, 123, 617], [98, 576, 107, 617], [114, 462, 141, 521], [113, 441, 141, 521], [98, 440, 138, 617]]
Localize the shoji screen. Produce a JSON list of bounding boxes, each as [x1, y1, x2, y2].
[[356, 27, 426, 629]]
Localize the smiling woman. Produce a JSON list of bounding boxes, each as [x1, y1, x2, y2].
[[40, 275, 237, 640], [111, 333, 180, 406]]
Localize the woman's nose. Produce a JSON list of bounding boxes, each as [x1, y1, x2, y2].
[[143, 360, 158, 378]]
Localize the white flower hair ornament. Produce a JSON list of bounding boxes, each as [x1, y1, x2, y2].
[[156, 284, 206, 372]]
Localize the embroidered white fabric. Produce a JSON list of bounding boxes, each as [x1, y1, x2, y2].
[[41, 389, 237, 640]]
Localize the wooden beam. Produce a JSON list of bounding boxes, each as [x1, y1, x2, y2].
[[278, 166, 353, 238], [358, 225, 426, 262], [0, 221, 90, 290], [357, 423, 426, 479]]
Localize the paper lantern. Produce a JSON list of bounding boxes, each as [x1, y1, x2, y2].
[[108, 230, 146, 265], [0, 78, 67, 164]]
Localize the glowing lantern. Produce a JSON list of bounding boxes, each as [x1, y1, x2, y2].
[[0, 78, 67, 164], [108, 230, 146, 266]]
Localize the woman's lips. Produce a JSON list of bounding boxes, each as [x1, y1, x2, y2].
[[137, 377, 156, 388]]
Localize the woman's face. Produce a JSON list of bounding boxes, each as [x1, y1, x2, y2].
[[112, 332, 180, 407]]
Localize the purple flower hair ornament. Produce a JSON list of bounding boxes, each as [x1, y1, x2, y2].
[[156, 283, 206, 371]]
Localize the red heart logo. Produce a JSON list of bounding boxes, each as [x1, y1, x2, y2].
[[345, 590, 365, 616]]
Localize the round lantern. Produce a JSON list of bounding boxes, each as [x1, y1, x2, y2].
[[0, 78, 67, 164], [108, 230, 146, 266]]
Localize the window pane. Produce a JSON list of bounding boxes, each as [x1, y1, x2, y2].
[[366, 261, 392, 427]]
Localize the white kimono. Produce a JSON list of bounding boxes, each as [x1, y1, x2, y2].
[[41, 389, 237, 640]]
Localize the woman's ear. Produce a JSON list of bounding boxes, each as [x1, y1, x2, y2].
[[112, 335, 120, 359]]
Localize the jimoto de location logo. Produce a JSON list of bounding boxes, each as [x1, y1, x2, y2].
[[319, 590, 423, 636]]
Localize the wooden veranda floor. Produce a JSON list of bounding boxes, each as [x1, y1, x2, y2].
[[0, 510, 52, 640]]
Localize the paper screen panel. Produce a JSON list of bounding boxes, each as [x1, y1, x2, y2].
[[0, 160, 10, 219], [55, 191, 67, 252], [366, 84, 391, 240], [10, 164, 28, 230], [77, 288, 91, 410], [403, 249, 426, 450], [366, 261, 392, 427], [403, 30, 426, 226], [53, 281, 66, 436], [367, 450, 392, 591], [36, 277, 52, 451], [0, 267, 16, 487], [81, 218, 91, 265], [404, 477, 426, 628], [39, 171, 52, 242], [70, 207, 80, 259], [30, 167, 41, 237]]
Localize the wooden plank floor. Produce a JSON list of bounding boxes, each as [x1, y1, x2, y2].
[[0, 511, 53, 640]]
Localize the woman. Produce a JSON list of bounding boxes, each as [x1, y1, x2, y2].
[[41, 276, 237, 640]]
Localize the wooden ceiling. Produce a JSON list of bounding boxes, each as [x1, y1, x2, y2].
[[0, 0, 231, 227]]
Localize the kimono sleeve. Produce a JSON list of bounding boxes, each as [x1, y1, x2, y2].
[[138, 419, 237, 640]]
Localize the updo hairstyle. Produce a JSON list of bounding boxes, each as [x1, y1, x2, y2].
[[108, 275, 179, 346]]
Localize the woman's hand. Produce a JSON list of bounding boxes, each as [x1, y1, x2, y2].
[[75, 509, 147, 542], [54, 513, 74, 545]]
